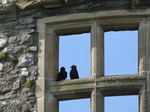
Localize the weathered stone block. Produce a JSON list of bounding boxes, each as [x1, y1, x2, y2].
[[0, 33, 7, 38], [65, 0, 85, 5], [8, 36, 19, 46], [0, 78, 12, 93], [0, 63, 3, 71], [18, 17, 34, 25], [9, 70, 20, 76], [3, 46, 25, 54], [19, 68, 29, 76], [41, 0, 61, 8], [0, 4, 17, 23], [17, 53, 34, 68], [29, 46, 37, 52], [12, 80, 20, 91], [20, 33, 33, 45], [0, 38, 7, 48], [5, 91, 17, 100], [9, 33, 33, 46]]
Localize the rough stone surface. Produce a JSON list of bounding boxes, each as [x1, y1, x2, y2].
[[17, 53, 34, 68], [0, 38, 7, 48], [12, 80, 20, 91], [0, 63, 3, 71], [19, 68, 29, 76], [0, 0, 149, 112], [0, 5, 37, 111], [9, 33, 33, 46]]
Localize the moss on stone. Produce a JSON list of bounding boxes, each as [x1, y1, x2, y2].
[[20, 77, 26, 85], [22, 107, 31, 112], [26, 80, 34, 89], [0, 52, 7, 61]]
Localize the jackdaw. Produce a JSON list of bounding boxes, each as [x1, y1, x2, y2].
[[70, 65, 79, 79], [56, 67, 67, 81]]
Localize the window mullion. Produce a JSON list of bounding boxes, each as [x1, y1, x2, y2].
[[91, 22, 104, 77]]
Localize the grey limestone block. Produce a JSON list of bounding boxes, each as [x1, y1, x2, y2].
[[17, 53, 34, 68], [9, 33, 33, 46], [12, 80, 20, 91], [18, 18, 34, 25], [0, 38, 7, 48]]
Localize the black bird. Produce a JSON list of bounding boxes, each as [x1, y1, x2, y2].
[[70, 65, 79, 79], [56, 67, 67, 81]]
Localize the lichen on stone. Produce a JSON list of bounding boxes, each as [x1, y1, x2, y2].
[[16, 1, 39, 9]]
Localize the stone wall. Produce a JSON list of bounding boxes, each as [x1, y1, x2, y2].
[[0, 0, 150, 112], [0, 4, 39, 112]]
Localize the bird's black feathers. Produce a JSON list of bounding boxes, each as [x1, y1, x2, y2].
[[56, 67, 67, 81], [70, 65, 79, 79]]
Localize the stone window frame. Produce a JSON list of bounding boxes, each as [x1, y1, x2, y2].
[[37, 9, 150, 112]]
